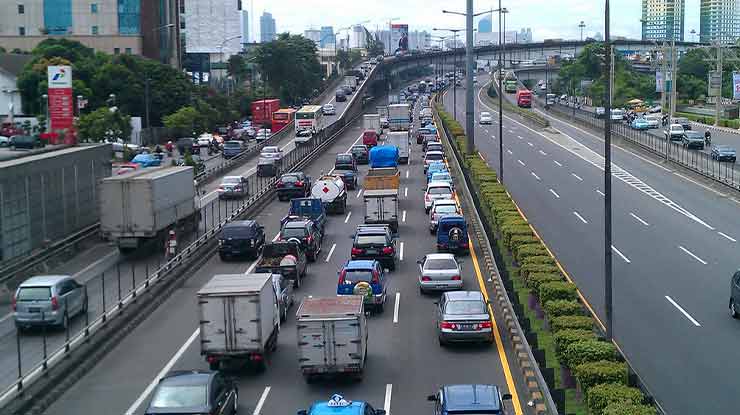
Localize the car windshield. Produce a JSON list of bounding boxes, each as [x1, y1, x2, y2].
[[425, 258, 457, 270], [429, 187, 452, 195], [281, 227, 307, 239], [342, 269, 373, 284], [433, 174, 451, 181], [263, 147, 278, 153], [356, 235, 387, 245], [16, 287, 51, 301], [426, 153, 443, 161], [222, 177, 241, 184], [281, 175, 299, 183], [336, 155, 353, 163], [684, 132, 702, 139], [224, 142, 241, 148], [220, 226, 254, 239], [150, 384, 207, 408], [434, 205, 458, 214], [445, 300, 486, 315]]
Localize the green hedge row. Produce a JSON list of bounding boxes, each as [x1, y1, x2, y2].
[[434, 102, 655, 414]]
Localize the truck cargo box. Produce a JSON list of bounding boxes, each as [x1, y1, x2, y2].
[[369, 145, 398, 168], [363, 167, 400, 191]]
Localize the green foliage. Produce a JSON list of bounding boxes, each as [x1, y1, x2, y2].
[[515, 243, 549, 263], [162, 102, 218, 136], [520, 263, 560, 280], [553, 329, 595, 362], [564, 339, 617, 368], [602, 402, 656, 415], [509, 235, 540, 253], [544, 300, 583, 319], [573, 360, 627, 393], [183, 150, 195, 167], [551, 315, 594, 332], [525, 273, 563, 293], [76, 107, 131, 142], [587, 383, 644, 415], [538, 281, 578, 304]]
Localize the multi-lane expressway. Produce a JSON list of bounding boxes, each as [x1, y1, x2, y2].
[[446, 75, 740, 414], [39, 86, 531, 415]]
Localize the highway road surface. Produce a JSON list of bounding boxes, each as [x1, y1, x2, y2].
[[40, 87, 530, 415], [445, 75, 740, 414]]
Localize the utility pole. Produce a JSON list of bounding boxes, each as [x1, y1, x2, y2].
[[465, 0, 475, 155], [670, 39, 677, 121], [579, 21, 586, 42], [702, 42, 740, 126], [660, 42, 667, 115], [603, 0, 613, 342], [144, 77, 151, 144]]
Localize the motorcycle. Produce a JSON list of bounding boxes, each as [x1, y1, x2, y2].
[[705, 131, 712, 147]]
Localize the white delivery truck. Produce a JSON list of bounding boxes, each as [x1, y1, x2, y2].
[[363, 114, 383, 136], [296, 296, 367, 381], [344, 76, 358, 91], [198, 273, 279, 372], [311, 175, 348, 214], [386, 132, 410, 164], [388, 103, 411, 131], [98, 166, 199, 252]]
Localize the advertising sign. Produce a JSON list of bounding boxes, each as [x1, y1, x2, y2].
[[655, 71, 664, 93], [708, 71, 722, 97], [47, 66, 74, 134], [733, 72, 740, 100], [391, 24, 409, 53]]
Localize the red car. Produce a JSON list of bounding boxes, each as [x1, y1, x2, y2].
[[363, 130, 378, 147]]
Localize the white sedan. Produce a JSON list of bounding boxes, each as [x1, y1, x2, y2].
[[197, 133, 213, 147], [425, 181, 454, 213], [260, 145, 283, 160], [417, 253, 463, 293], [322, 104, 336, 115], [479, 111, 493, 125]]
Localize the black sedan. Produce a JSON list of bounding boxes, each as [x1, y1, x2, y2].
[[276, 172, 311, 201], [681, 130, 705, 150], [146, 370, 237, 415], [711, 145, 737, 163], [351, 144, 370, 164]]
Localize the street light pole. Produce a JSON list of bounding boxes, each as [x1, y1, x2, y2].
[[502, 8, 509, 69], [465, 0, 475, 155], [498, 0, 503, 180], [434, 28, 463, 121], [579, 21, 586, 42], [604, 0, 614, 342]]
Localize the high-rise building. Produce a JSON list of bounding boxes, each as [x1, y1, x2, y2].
[[304, 29, 322, 45], [700, 0, 740, 43], [349, 25, 367, 49], [320, 26, 334, 47], [478, 16, 493, 33], [183, 0, 242, 80], [641, 0, 685, 41], [408, 30, 431, 50], [260, 12, 276, 42]]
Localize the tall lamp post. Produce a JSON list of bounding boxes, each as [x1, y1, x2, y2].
[[386, 17, 400, 55], [41, 94, 49, 132], [152, 23, 175, 66], [502, 8, 509, 68], [433, 28, 463, 121], [603, 0, 613, 341], [215, 35, 242, 84], [579, 21, 586, 42]]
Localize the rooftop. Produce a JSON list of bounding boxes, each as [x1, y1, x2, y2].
[[0, 53, 33, 77]]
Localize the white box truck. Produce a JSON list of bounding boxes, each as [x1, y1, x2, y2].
[[198, 273, 279, 371], [296, 296, 367, 381], [344, 76, 358, 91], [386, 132, 410, 164], [363, 114, 382, 136], [388, 103, 410, 131], [98, 166, 199, 252]]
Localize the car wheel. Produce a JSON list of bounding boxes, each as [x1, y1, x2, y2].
[[294, 275, 301, 289], [209, 360, 219, 370], [59, 312, 69, 331], [219, 253, 227, 261], [82, 298, 89, 314], [731, 298, 739, 319], [376, 301, 384, 313], [438, 336, 446, 347]]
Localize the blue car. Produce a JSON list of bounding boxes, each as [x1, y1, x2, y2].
[[427, 384, 511, 415], [437, 215, 469, 254], [630, 118, 649, 130], [298, 394, 386, 415], [430, 171, 454, 189], [427, 162, 448, 182], [337, 260, 388, 312], [131, 153, 161, 167]]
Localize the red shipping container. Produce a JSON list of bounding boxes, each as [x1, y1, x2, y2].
[[251, 99, 280, 128]]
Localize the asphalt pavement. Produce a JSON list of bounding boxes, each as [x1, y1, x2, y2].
[[446, 76, 740, 414], [40, 87, 529, 415]]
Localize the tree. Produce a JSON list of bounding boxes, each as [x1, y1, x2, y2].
[[227, 54, 250, 84], [366, 36, 385, 58], [76, 107, 132, 142], [163, 106, 199, 136]]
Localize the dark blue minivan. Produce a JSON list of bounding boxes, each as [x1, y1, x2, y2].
[[427, 384, 511, 414], [283, 198, 326, 235], [436, 215, 469, 254]]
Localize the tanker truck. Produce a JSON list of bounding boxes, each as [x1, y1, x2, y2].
[[311, 174, 348, 214]]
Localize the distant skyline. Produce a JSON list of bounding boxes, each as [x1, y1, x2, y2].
[[245, 0, 703, 42]]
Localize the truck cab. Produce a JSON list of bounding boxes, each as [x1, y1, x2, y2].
[[427, 384, 511, 414], [286, 198, 326, 235]]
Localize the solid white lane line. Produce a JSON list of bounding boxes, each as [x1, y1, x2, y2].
[[678, 245, 708, 265], [596, 189, 605, 197], [405, 170, 409, 178], [549, 189, 560, 198], [573, 211, 589, 224], [393, 293, 401, 323], [630, 212, 649, 226], [404, 187, 408, 197], [718, 232, 737, 242], [527, 142, 534, 147], [571, 173, 583, 181], [245, 260, 258, 274], [356, 189, 363, 198], [553, 160, 563, 167], [611, 245, 631, 263], [384, 384, 393, 413], [124, 328, 200, 415], [272, 232, 280, 242], [531, 171, 541, 181], [665, 296, 702, 327], [399, 242, 404, 261], [344, 211, 352, 223], [325, 244, 336, 262], [402, 210, 407, 223], [253, 386, 272, 415], [506, 149, 512, 155], [539, 150, 548, 156], [517, 159, 525, 166]]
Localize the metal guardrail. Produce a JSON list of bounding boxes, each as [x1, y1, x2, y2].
[[0, 63, 374, 412]]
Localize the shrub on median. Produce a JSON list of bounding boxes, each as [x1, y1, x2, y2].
[[525, 273, 564, 293], [564, 339, 618, 369], [602, 402, 656, 415], [539, 281, 578, 304], [553, 329, 595, 361], [501, 224, 534, 245], [574, 360, 628, 393], [509, 235, 540, 254], [544, 299, 584, 319], [520, 263, 561, 280], [515, 243, 550, 263], [551, 315, 594, 332], [587, 383, 645, 415]]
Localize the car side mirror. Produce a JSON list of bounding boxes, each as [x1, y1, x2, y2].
[[433, 301, 438, 305], [427, 394, 438, 402], [297, 411, 308, 415], [502, 393, 512, 401], [416, 260, 422, 265], [375, 410, 386, 415]]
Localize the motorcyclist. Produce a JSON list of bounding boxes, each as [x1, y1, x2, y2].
[[154, 144, 162, 154], [165, 140, 173, 155], [705, 130, 712, 146]]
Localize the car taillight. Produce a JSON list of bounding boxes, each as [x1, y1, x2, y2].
[[351, 247, 363, 255], [440, 321, 456, 330], [425, 195, 431, 202], [11, 295, 16, 312], [372, 270, 380, 284], [382, 246, 394, 255], [338, 270, 347, 285], [461, 241, 468, 248], [51, 296, 59, 311], [477, 321, 492, 329], [421, 276, 431, 281], [307, 234, 313, 244], [295, 181, 303, 186], [451, 275, 461, 281], [276, 181, 284, 188], [218, 186, 224, 190]]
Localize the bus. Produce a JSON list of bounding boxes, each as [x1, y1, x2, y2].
[[504, 80, 518, 93], [272, 108, 297, 133], [516, 90, 533, 108], [295, 105, 325, 135]]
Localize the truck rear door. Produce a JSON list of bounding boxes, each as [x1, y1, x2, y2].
[[297, 320, 334, 369], [331, 318, 364, 367], [200, 295, 261, 353]]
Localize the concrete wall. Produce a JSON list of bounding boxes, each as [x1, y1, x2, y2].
[[0, 35, 142, 54], [0, 144, 111, 261]]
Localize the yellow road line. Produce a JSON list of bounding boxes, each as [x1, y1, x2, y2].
[[469, 235, 524, 415]]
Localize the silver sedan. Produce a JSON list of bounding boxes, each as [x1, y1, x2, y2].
[[417, 253, 463, 292], [435, 291, 493, 346]]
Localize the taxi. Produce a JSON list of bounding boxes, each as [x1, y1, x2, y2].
[[298, 394, 387, 415]]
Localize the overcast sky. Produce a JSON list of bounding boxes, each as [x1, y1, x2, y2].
[[244, 0, 702, 42]]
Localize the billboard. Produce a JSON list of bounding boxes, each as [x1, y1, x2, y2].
[[47, 66, 74, 133], [655, 71, 664, 93], [708, 71, 721, 97], [733, 72, 740, 100], [185, 0, 242, 55], [391, 24, 409, 53]]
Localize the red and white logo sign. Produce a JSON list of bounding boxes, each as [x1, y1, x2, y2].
[[47, 66, 74, 133]]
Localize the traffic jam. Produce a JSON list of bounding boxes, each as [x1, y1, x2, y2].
[[142, 77, 512, 415]]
